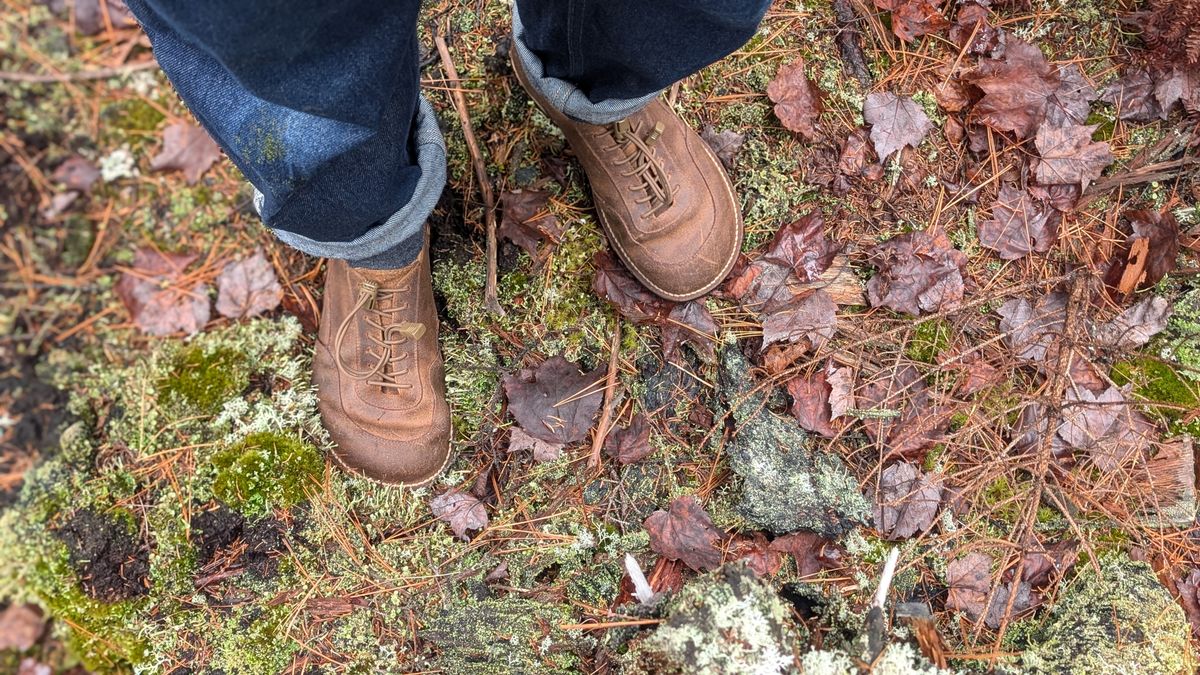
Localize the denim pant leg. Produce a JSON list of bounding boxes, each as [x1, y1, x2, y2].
[[123, 0, 443, 268], [513, 0, 771, 124]]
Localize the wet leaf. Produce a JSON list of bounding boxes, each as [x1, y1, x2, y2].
[[866, 229, 967, 316], [215, 249, 283, 319], [662, 301, 718, 363], [43, 0, 136, 35], [997, 292, 1067, 364], [838, 128, 877, 176], [874, 461, 943, 540], [1021, 542, 1078, 588], [150, 121, 222, 185], [728, 532, 784, 577], [115, 247, 211, 336], [700, 126, 745, 169], [1103, 208, 1180, 296], [499, 189, 563, 265], [593, 251, 671, 324], [767, 531, 843, 577], [644, 495, 724, 572], [978, 184, 1059, 259], [1176, 570, 1200, 638], [502, 356, 605, 445], [787, 368, 837, 437], [1100, 69, 1162, 122], [1045, 64, 1098, 128], [949, 2, 1001, 56], [1034, 124, 1113, 190], [966, 40, 1059, 138], [945, 552, 993, 620], [507, 426, 564, 462], [874, 0, 950, 43], [761, 289, 838, 352], [762, 212, 839, 284], [52, 155, 100, 192], [0, 604, 44, 651], [604, 414, 654, 465], [863, 92, 934, 160], [1095, 295, 1172, 349], [430, 489, 488, 541], [767, 59, 823, 140]]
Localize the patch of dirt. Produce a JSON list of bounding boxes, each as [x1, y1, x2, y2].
[[190, 504, 284, 579], [55, 509, 150, 602]]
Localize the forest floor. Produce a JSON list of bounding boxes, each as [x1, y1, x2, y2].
[[2, 0, 1200, 673]]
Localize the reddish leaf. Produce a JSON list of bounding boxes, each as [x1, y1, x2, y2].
[[949, 2, 1000, 56], [115, 247, 211, 336], [1058, 385, 1125, 449], [1045, 64, 1098, 128], [826, 363, 855, 420], [762, 212, 839, 284], [52, 155, 100, 192], [1176, 570, 1200, 638], [1101, 69, 1163, 122], [863, 92, 934, 160], [430, 489, 488, 541], [499, 189, 563, 265], [966, 40, 1060, 138], [787, 369, 837, 437], [866, 229, 967, 316], [44, 0, 137, 35], [768, 532, 842, 577], [502, 356, 605, 445], [1021, 542, 1078, 588], [875, 0, 949, 43], [1102, 208, 1180, 296], [604, 414, 655, 465], [662, 301, 718, 363], [592, 250, 671, 324], [644, 496, 724, 572], [945, 552, 1035, 628], [0, 604, 44, 651], [1034, 124, 1113, 190], [838, 128, 877, 176], [728, 532, 784, 577], [507, 427, 564, 462], [874, 462, 943, 540], [215, 249, 283, 319], [700, 126, 745, 169], [150, 121, 222, 185], [767, 59, 823, 140], [761, 289, 838, 352], [978, 184, 1059, 259]]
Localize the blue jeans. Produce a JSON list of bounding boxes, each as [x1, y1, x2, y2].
[[124, 0, 770, 268]]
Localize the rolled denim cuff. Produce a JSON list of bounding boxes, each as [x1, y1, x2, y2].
[[255, 96, 446, 263], [511, 2, 661, 125]]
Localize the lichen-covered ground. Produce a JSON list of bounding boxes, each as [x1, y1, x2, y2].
[[2, 0, 1200, 673]]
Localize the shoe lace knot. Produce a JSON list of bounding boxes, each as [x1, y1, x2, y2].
[[333, 280, 425, 391], [606, 119, 675, 215]]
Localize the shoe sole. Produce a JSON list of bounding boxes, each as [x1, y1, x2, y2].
[[510, 45, 743, 303]]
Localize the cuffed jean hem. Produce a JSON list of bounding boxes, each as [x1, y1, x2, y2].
[[511, 2, 660, 125], [254, 96, 446, 263]]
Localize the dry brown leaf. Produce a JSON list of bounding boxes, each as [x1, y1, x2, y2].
[[644, 495, 724, 572], [115, 247, 211, 336], [767, 59, 823, 140], [1034, 124, 1113, 190], [215, 249, 283, 319], [150, 121, 222, 185], [430, 489, 488, 541], [863, 92, 934, 160], [866, 229, 967, 316], [874, 461, 943, 540], [502, 356, 605, 445], [978, 184, 1060, 259]]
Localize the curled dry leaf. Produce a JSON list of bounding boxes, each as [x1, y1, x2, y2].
[[863, 92, 934, 160], [1034, 124, 1113, 190], [945, 552, 1036, 628], [767, 59, 823, 140], [866, 229, 967, 316], [502, 356, 605, 445], [430, 489, 488, 541], [604, 414, 655, 465], [644, 495, 724, 572], [593, 250, 671, 324], [762, 212, 839, 284], [215, 249, 283, 319], [150, 121, 223, 185], [874, 461, 944, 540], [978, 184, 1060, 259], [768, 531, 843, 577], [499, 189, 563, 265], [116, 247, 211, 336], [966, 40, 1095, 138], [662, 301, 718, 363], [507, 426, 563, 462]]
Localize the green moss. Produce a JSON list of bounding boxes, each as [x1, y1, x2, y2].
[[211, 431, 323, 518], [1111, 357, 1200, 435], [159, 345, 250, 415], [906, 319, 952, 363], [105, 98, 165, 134], [205, 605, 298, 674]]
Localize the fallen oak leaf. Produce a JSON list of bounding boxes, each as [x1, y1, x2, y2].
[[767, 59, 823, 140], [150, 121, 222, 185], [863, 92, 934, 160], [644, 495, 724, 572], [430, 489, 488, 541], [502, 356, 606, 445], [215, 249, 283, 319]]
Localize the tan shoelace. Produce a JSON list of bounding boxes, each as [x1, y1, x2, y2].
[[603, 119, 676, 215], [333, 280, 426, 391]]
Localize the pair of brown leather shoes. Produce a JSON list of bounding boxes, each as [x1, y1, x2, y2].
[[314, 50, 743, 486]]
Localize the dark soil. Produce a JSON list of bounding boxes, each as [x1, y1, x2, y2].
[[190, 504, 284, 578], [55, 509, 150, 601]]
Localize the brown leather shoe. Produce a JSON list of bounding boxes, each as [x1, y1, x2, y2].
[[312, 247, 451, 487], [512, 50, 743, 301]]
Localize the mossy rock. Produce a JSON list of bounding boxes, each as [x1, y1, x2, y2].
[[1020, 553, 1194, 674], [158, 345, 251, 415], [717, 348, 870, 536], [627, 562, 799, 675], [420, 596, 585, 674], [211, 431, 323, 519]]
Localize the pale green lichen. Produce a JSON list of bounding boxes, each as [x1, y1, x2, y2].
[[1020, 554, 1195, 675], [420, 596, 585, 674], [628, 563, 799, 674]]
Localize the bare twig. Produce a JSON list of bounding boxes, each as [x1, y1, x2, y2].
[[0, 60, 158, 83], [589, 323, 623, 469], [833, 0, 873, 87], [434, 35, 503, 315]]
